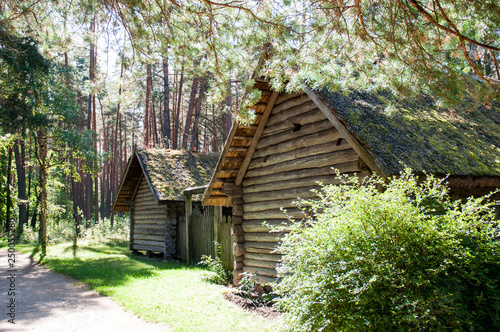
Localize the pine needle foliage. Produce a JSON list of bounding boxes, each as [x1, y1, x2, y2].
[[276, 170, 500, 331]]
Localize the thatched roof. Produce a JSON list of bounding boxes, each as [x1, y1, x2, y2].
[[315, 88, 500, 177], [203, 80, 500, 206], [113, 149, 219, 212]]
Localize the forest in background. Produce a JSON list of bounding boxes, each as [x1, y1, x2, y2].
[[0, 3, 245, 252], [2, 0, 500, 254]]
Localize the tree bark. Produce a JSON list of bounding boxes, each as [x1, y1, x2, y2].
[[39, 129, 48, 255], [14, 139, 27, 231], [85, 16, 96, 228], [163, 57, 170, 148], [182, 77, 199, 149], [5, 146, 13, 233], [144, 63, 152, 147], [190, 77, 205, 151], [174, 69, 184, 149]]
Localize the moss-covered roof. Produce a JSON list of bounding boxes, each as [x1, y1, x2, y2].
[[136, 148, 219, 202], [315, 88, 500, 177]]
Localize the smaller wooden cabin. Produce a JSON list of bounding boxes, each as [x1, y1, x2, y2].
[[203, 80, 500, 285], [113, 148, 219, 260]]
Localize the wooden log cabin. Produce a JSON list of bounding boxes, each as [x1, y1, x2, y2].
[[203, 79, 500, 285], [113, 148, 219, 259]]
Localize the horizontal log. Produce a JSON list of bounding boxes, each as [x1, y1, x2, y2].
[[132, 245, 164, 253], [252, 274, 279, 285], [243, 174, 347, 194], [133, 218, 167, 225], [241, 219, 289, 232], [245, 252, 282, 262], [274, 92, 304, 106], [134, 204, 164, 210], [134, 207, 165, 213], [244, 199, 314, 213], [247, 149, 359, 179], [134, 192, 155, 199], [244, 241, 279, 251], [136, 187, 152, 194], [243, 208, 307, 220], [244, 247, 275, 254], [133, 228, 166, 235], [262, 113, 333, 143], [243, 265, 277, 278], [243, 259, 278, 270], [266, 101, 320, 129], [243, 186, 321, 203], [134, 198, 158, 205], [134, 214, 167, 221], [133, 209, 167, 216], [249, 139, 350, 171], [132, 223, 165, 230], [244, 232, 284, 243], [269, 95, 312, 119], [254, 130, 343, 160], [133, 239, 164, 248], [133, 234, 165, 242], [243, 161, 359, 187]]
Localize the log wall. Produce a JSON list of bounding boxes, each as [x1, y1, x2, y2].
[[238, 93, 364, 284], [131, 177, 178, 258]]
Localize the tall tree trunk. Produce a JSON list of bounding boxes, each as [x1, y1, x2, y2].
[[144, 63, 152, 147], [163, 57, 170, 148], [99, 98, 108, 219], [93, 93, 98, 225], [225, 91, 232, 138], [182, 77, 199, 149], [71, 166, 81, 236], [39, 129, 48, 255], [174, 69, 184, 149], [190, 77, 205, 151], [152, 94, 159, 146], [212, 104, 217, 152], [172, 70, 178, 149], [86, 16, 96, 228], [5, 146, 13, 232], [14, 139, 27, 231]]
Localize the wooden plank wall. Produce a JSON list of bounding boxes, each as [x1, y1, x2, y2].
[[132, 177, 168, 252], [218, 213, 234, 271], [240, 93, 362, 284], [177, 205, 234, 269]]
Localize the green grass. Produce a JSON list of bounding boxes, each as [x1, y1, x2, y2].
[[10, 241, 280, 331]]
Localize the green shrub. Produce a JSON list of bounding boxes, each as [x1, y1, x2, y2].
[[276, 170, 500, 331], [199, 242, 233, 285], [237, 272, 278, 307]]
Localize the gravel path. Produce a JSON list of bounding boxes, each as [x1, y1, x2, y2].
[[0, 249, 171, 332]]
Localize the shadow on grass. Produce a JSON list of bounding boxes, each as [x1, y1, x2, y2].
[[61, 241, 129, 257], [46, 242, 204, 293]]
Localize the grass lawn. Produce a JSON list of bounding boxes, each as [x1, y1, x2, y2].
[[9, 240, 280, 332]]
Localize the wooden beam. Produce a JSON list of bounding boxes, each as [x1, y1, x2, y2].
[[202, 119, 240, 206], [184, 185, 208, 195], [304, 86, 386, 177], [235, 91, 279, 185], [185, 193, 192, 264]]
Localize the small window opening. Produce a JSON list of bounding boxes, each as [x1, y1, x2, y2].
[[292, 123, 302, 132], [336, 138, 343, 146]]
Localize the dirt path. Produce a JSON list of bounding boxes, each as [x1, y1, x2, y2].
[[0, 249, 171, 332]]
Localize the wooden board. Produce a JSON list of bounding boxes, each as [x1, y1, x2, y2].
[[242, 161, 360, 187], [253, 129, 343, 159]]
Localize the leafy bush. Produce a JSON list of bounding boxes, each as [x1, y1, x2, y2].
[[276, 170, 500, 331], [199, 242, 233, 285], [236, 272, 277, 307], [81, 217, 130, 244]]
